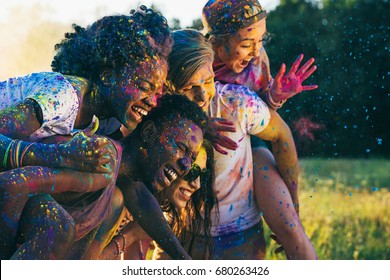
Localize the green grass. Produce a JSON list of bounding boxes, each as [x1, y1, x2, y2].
[[264, 158, 390, 260]]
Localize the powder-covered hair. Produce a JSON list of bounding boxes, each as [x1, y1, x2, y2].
[[52, 5, 173, 83], [136, 94, 208, 136], [166, 29, 214, 92]]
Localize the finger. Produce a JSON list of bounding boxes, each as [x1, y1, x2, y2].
[[213, 143, 228, 155], [301, 85, 318, 91], [212, 117, 234, 125], [93, 164, 111, 173], [270, 234, 281, 244], [300, 65, 317, 81], [83, 115, 100, 137], [215, 123, 236, 133], [275, 246, 285, 254], [274, 63, 286, 84], [216, 135, 238, 150], [296, 58, 315, 78], [288, 54, 304, 75], [97, 154, 112, 166]]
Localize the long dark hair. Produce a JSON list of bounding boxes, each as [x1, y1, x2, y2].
[[157, 140, 218, 259]]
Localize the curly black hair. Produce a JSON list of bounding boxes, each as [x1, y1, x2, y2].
[[51, 5, 172, 83]]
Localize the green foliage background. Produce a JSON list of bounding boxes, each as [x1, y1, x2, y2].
[[264, 0, 389, 158], [264, 158, 390, 260], [186, 0, 389, 158], [182, 0, 390, 259]]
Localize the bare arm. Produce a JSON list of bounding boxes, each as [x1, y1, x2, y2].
[[0, 100, 110, 173], [254, 109, 299, 211], [118, 181, 191, 260], [0, 165, 117, 196]]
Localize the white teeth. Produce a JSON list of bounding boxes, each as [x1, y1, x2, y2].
[[133, 106, 148, 116], [164, 166, 178, 181], [181, 189, 192, 198]]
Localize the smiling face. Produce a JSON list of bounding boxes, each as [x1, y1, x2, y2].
[[107, 56, 168, 132], [143, 118, 204, 192], [162, 147, 207, 209], [215, 19, 267, 73], [177, 61, 215, 114]]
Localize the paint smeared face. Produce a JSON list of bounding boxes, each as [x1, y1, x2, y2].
[[108, 56, 168, 132], [145, 118, 204, 192], [162, 147, 207, 209], [216, 19, 266, 73], [178, 61, 215, 114]]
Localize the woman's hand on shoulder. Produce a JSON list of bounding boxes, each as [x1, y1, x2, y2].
[[205, 117, 237, 155]]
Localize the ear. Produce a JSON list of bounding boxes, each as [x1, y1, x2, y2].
[[100, 69, 114, 87], [141, 120, 159, 144]]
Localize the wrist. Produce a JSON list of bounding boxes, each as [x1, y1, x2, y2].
[[113, 232, 126, 258], [266, 90, 286, 110], [24, 143, 63, 168]]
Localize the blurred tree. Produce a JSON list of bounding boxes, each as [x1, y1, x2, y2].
[[188, 18, 203, 30], [170, 18, 182, 30], [266, 0, 389, 158]]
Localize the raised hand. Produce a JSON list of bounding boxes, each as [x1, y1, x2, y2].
[[205, 117, 237, 155], [271, 54, 318, 102], [59, 116, 119, 173]]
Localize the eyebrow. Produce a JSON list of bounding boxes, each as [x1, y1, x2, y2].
[[239, 30, 268, 42], [186, 74, 215, 86], [139, 78, 155, 90]]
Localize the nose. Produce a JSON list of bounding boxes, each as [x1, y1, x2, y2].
[[178, 157, 191, 174], [194, 86, 207, 102], [145, 93, 158, 108], [189, 178, 201, 191]]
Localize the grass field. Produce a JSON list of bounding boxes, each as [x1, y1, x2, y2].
[[264, 158, 390, 260]]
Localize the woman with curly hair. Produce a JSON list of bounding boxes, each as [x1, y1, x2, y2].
[[0, 6, 173, 259]]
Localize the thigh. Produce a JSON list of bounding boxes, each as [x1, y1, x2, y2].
[[13, 194, 75, 259]]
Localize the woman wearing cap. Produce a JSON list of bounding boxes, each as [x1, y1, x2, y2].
[[152, 29, 317, 260]]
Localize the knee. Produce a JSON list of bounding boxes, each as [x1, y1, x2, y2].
[[17, 195, 76, 257]]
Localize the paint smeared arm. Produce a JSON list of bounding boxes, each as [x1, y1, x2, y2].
[[0, 111, 114, 173], [0, 164, 118, 196], [255, 110, 300, 213], [119, 181, 191, 260]]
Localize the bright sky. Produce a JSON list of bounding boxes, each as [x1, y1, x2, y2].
[[0, 0, 280, 27]]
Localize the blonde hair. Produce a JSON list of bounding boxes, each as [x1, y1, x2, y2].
[[167, 29, 214, 92]]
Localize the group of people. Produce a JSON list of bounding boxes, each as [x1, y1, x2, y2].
[[0, 0, 318, 260]]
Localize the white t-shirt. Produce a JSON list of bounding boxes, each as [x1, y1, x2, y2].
[[0, 72, 80, 141], [209, 81, 270, 236]]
